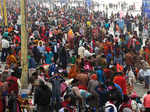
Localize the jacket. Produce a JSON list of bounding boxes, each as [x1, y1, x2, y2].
[[113, 75, 127, 95]]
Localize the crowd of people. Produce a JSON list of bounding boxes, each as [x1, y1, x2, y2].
[[0, 3, 150, 112]]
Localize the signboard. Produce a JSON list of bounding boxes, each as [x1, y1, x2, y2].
[[142, 0, 150, 19]]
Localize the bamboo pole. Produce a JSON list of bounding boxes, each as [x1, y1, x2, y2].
[[0, 1, 3, 19], [3, 0, 7, 26], [20, 0, 28, 89]]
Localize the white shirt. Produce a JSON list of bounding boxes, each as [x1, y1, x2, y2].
[[2, 39, 9, 48], [84, 49, 94, 58], [78, 46, 85, 58]]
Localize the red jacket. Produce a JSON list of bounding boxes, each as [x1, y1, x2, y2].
[[7, 76, 18, 94], [113, 75, 127, 95]]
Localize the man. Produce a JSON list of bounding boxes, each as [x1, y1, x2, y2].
[[1, 36, 9, 62], [144, 91, 150, 112], [34, 80, 51, 112], [32, 42, 41, 65]]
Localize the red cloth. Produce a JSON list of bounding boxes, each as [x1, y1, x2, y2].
[[113, 76, 127, 95], [0, 98, 3, 112], [78, 84, 87, 90], [144, 94, 150, 108], [7, 76, 18, 94], [90, 74, 98, 80], [13, 35, 21, 44], [104, 68, 111, 79], [119, 100, 132, 112], [61, 101, 72, 112]]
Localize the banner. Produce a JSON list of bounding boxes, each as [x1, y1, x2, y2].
[[142, 0, 150, 19]]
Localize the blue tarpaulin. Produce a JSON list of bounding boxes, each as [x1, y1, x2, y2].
[[85, 0, 91, 7], [60, 0, 67, 3], [142, 0, 150, 19]]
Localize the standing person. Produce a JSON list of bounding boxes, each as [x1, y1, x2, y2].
[[95, 83, 109, 111], [144, 91, 150, 112], [34, 80, 51, 112], [78, 45, 85, 59], [113, 72, 127, 95], [1, 36, 10, 62], [59, 46, 67, 70], [32, 43, 42, 65], [44, 47, 53, 65]]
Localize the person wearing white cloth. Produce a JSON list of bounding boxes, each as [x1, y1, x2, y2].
[[84, 49, 95, 58], [78, 45, 85, 59], [1, 37, 9, 62]]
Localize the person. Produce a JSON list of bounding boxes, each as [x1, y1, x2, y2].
[[144, 91, 150, 112], [119, 95, 132, 112], [6, 72, 19, 95], [32, 42, 42, 65], [84, 46, 94, 58], [6, 51, 17, 68], [113, 72, 127, 95], [95, 83, 109, 111], [78, 45, 85, 59], [96, 66, 105, 84], [44, 47, 53, 64], [59, 46, 67, 70], [1, 36, 10, 62], [34, 80, 51, 112]]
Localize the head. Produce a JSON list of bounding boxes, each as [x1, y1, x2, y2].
[[39, 42, 42, 46], [147, 91, 150, 94]]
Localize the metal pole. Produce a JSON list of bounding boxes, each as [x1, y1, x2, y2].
[[20, 0, 28, 89]]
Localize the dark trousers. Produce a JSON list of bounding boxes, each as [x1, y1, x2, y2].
[[145, 108, 150, 112], [37, 105, 50, 112], [54, 53, 58, 63], [1, 48, 8, 62]]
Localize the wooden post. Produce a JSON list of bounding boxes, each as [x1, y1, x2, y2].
[[3, 0, 7, 26], [20, 0, 28, 89], [0, 1, 3, 25], [0, 1, 3, 19]]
